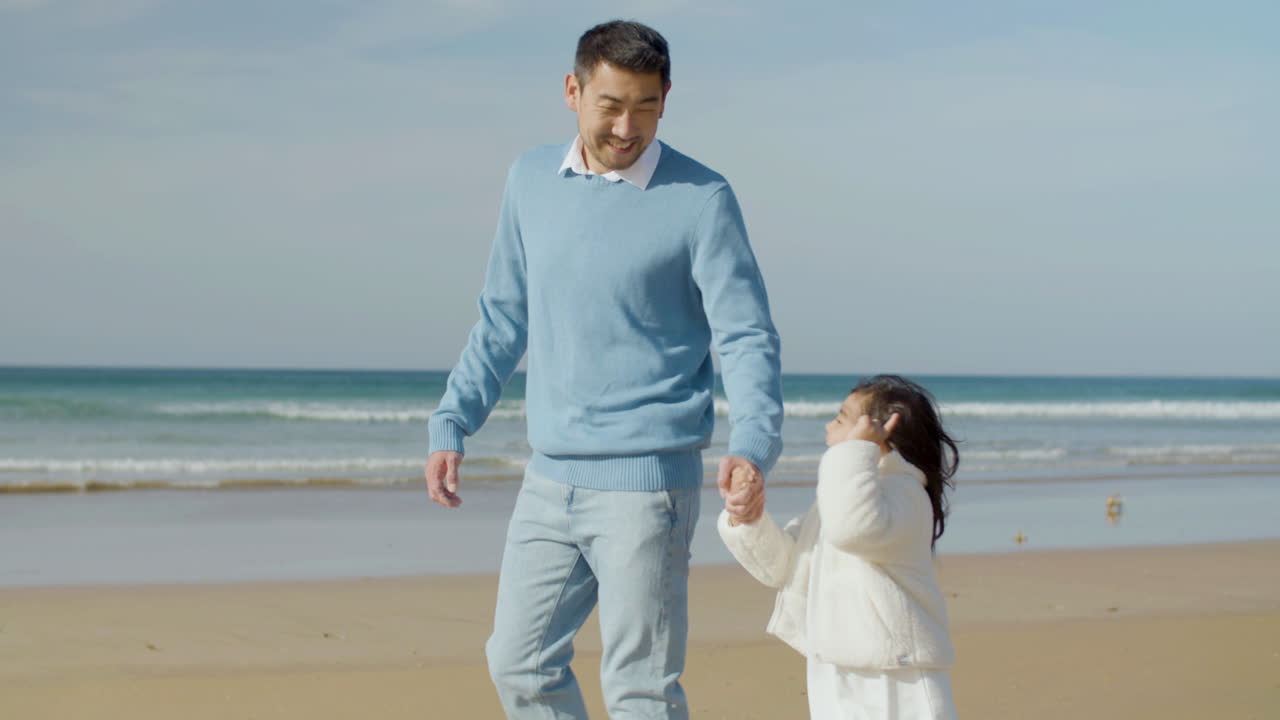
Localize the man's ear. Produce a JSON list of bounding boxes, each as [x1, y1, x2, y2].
[[565, 73, 581, 112], [659, 81, 671, 118]]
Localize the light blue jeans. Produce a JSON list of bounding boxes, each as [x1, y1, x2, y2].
[[485, 466, 701, 719]]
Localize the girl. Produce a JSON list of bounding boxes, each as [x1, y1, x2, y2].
[[720, 374, 960, 719]]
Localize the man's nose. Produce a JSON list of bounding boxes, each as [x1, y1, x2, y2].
[[613, 111, 637, 139]]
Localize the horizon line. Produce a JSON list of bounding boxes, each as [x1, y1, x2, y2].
[[1, 363, 1277, 381]]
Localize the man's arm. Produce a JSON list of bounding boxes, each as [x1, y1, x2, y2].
[[691, 184, 784, 520], [425, 166, 529, 507]]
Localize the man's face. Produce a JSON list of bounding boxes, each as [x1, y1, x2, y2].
[[565, 61, 668, 174]]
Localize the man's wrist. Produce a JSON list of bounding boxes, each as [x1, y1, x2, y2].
[[728, 434, 780, 476], [427, 416, 466, 455]]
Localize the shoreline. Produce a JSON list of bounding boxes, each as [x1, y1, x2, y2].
[[4, 461, 1280, 494], [3, 540, 1278, 718], [7, 471, 1280, 588]]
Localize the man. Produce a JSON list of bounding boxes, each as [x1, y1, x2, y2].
[[425, 20, 781, 719]]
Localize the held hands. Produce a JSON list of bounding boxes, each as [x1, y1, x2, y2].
[[718, 455, 764, 526], [848, 412, 901, 456], [425, 450, 463, 508]]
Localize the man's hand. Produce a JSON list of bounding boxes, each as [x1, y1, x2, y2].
[[425, 450, 463, 508], [718, 455, 764, 524]]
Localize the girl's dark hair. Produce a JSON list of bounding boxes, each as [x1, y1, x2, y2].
[[851, 374, 958, 550], [575, 20, 671, 88]]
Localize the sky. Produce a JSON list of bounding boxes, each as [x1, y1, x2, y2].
[[2, 1, 1277, 376]]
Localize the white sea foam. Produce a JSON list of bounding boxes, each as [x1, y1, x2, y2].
[[777, 401, 843, 418], [0, 476, 422, 492], [724, 399, 1280, 420], [965, 448, 1069, 461], [158, 399, 837, 422], [155, 402, 529, 423], [152, 399, 1280, 423], [769, 444, 1280, 474], [1109, 444, 1235, 458], [0, 457, 426, 474], [155, 402, 432, 423], [1107, 443, 1280, 463], [940, 401, 1280, 421], [0, 455, 533, 491]]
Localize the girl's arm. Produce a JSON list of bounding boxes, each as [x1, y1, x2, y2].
[[717, 509, 800, 589], [816, 439, 915, 556]]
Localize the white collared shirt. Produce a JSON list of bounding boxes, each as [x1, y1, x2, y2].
[[557, 136, 662, 190]]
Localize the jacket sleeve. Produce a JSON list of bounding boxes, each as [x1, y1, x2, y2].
[[690, 184, 783, 475], [816, 440, 916, 557], [717, 508, 799, 589], [427, 164, 528, 455]]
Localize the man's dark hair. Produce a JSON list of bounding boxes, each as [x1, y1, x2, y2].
[[575, 20, 671, 88]]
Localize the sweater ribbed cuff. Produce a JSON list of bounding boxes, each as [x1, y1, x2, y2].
[[729, 432, 782, 477], [427, 416, 466, 456]]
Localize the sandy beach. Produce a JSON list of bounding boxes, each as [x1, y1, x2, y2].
[[3, 540, 1277, 719]]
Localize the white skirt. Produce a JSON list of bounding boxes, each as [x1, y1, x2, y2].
[[807, 657, 959, 720]]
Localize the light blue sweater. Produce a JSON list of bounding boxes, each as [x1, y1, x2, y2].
[[428, 141, 783, 490]]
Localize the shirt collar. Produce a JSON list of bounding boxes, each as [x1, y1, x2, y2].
[[557, 136, 661, 190]]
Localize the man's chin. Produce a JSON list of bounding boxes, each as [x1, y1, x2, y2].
[[590, 146, 642, 172]]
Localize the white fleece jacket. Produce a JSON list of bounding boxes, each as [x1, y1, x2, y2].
[[718, 439, 955, 670]]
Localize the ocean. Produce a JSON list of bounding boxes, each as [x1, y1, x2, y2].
[[4, 367, 1280, 585], [3, 367, 1279, 492]]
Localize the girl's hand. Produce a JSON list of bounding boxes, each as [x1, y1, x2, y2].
[[849, 412, 900, 455]]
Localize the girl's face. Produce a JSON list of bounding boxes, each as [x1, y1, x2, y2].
[[825, 392, 867, 447]]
